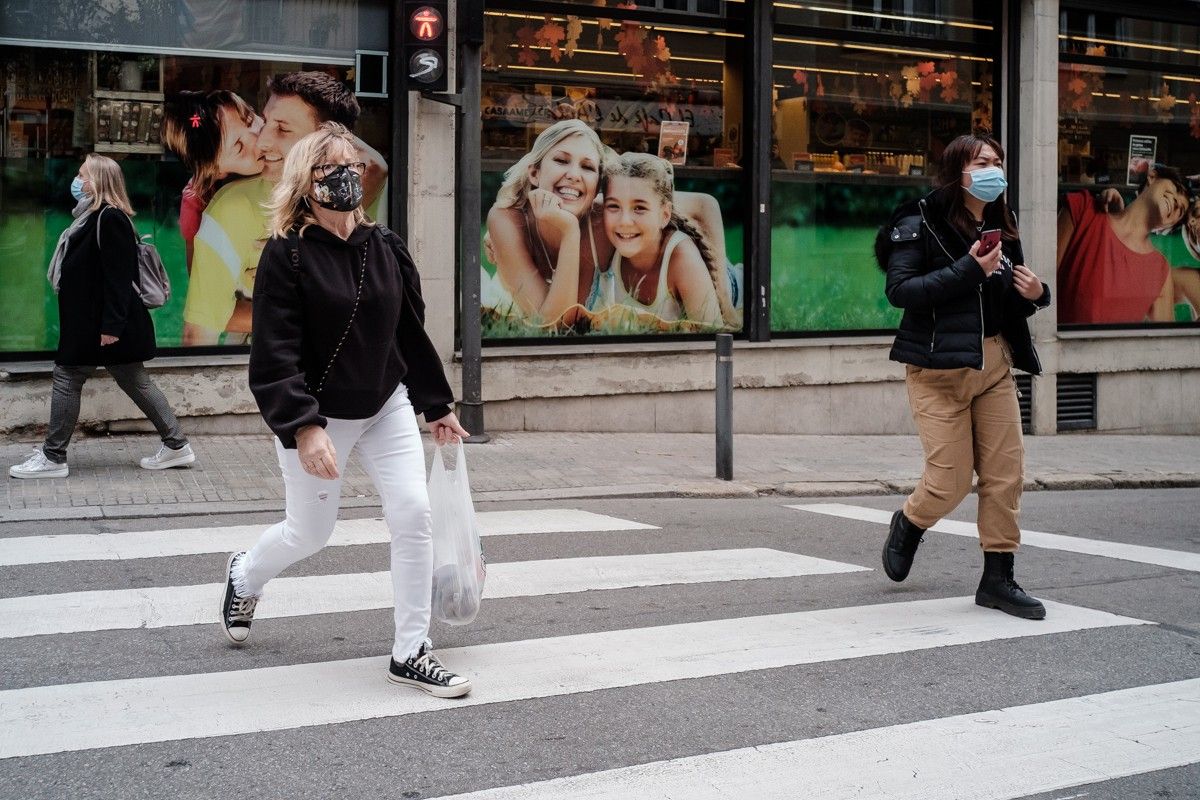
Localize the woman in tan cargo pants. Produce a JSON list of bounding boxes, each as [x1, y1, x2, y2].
[[873, 132, 1051, 620]]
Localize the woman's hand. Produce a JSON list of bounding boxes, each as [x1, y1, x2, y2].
[[969, 238, 1003, 275], [1096, 188, 1126, 214], [529, 188, 580, 235], [1012, 264, 1045, 301], [99, 335, 119, 346], [428, 412, 470, 446], [296, 424, 339, 480]]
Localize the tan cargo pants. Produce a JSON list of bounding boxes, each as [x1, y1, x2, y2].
[[902, 336, 1024, 552]]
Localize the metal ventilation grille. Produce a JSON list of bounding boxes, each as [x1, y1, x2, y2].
[[1015, 374, 1032, 433], [1057, 373, 1098, 431]]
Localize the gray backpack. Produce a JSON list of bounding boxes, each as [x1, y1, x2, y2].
[[97, 207, 171, 309]]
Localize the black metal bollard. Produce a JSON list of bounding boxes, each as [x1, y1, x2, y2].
[[715, 334, 733, 480]]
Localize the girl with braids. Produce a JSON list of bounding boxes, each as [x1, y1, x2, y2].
[[596, 152, 737, 331]]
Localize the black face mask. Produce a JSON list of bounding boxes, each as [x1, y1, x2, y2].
[[312, 166, 364, 212]]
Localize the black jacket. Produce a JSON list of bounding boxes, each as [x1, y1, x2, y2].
[[875, 187, 1049, 374], [249, 223, 453, 449], [55, 204, 156, 367]]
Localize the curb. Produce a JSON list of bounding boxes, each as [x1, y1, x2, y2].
[[3, 474, 1198, 523]]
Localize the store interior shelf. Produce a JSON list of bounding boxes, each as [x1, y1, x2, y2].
[[94, 89, 165, 102], [94, 142, 165, 154], [769, 170, 932, 185]]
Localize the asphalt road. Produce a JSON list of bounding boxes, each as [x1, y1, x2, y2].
[[1, 489, 1197, 799]]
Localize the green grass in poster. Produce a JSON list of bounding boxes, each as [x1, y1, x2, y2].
[[771, 224, 901, 332]]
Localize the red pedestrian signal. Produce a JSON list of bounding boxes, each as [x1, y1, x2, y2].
[[403, 1, 449, 92], [410, 6, 443, 41]]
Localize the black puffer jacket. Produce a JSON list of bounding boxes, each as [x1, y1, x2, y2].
[[875, 187, 1049, 374]]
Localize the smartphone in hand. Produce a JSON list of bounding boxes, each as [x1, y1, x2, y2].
[[977, 228, 1002, 257]]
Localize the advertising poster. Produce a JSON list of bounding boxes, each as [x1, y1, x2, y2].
[[1126, 135, 1157, 185], [0, 49, 384, 355], [481, 115, 743, 339], [1058, 163, 1200, 325], [657, 121, 690, 166]]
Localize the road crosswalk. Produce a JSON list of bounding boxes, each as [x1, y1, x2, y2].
[[0, 502, 1195, 798]]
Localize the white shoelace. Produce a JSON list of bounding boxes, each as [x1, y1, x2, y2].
[[411, 653, 452, 683], [228, 595, 257, 623]]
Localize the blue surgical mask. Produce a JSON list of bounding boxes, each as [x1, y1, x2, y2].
[[70, 176, 89, 203], [963, 166, 1007, 202]]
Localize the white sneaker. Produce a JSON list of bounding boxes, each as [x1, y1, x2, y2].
[[9, 450, 68, 479], [140, 442, 196, 470]]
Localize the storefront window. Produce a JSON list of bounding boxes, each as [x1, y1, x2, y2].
[[1056, 7, 1200, 327], [769, 3, 999, 333], [480, 6, 745, 339], [0, 1, 390, 356]]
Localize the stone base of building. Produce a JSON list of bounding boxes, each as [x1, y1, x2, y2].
[[4, 334, 1197, 436]]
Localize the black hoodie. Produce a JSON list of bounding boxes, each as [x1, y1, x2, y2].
[[249, 223, 452, 448]]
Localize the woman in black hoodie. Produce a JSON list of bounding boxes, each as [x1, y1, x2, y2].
[[876, 132, 1051, 619], [219, 123, 472, 698]]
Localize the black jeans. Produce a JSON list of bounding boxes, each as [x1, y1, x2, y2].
[[42, 363, 188, 463]]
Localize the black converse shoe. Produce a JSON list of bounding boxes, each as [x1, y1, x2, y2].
[[388, 643, 472, 698], [220, 551, 258, 644]]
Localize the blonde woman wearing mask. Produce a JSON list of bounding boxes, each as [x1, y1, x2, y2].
[[219, 123, 472, 698], [10, 154, 193, 479]]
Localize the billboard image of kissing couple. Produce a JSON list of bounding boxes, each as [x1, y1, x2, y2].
[[162, 71, 386, 345], [481, 119, 744, 338], [1057, 163, 1200, 325]]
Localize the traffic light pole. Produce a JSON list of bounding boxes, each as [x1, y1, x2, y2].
[[455, 1, 488, 443]]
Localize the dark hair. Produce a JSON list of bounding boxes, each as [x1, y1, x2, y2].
[[1136, 164, 1189, 234], [162, 90, 258, 200], [267, 71, 359, 129], [935, 132, 1019, 241]]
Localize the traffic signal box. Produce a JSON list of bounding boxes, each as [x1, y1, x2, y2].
[[402, 2, 450, 93]]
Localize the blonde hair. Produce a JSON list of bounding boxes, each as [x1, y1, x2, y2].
[[495, 119, 605, 211], [83, 154, 134, 215], [267, 122, 372, 239], [604, 152, 738, 327]]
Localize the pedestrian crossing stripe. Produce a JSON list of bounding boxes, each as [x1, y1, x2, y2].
[[0, 509, 659, 567], [0, 548, 869, 638], [427, 678, 1200, 800], [789, 503, 1200, 573], [0, 597, 1149, 759]]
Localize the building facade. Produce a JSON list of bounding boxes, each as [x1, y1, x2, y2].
[[2, 0, 1198, 435]]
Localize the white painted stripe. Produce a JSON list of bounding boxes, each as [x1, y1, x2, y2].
[[429, 679, 1200, 800], [0, 598, 1148, 758], [0, 549, 864, 638], [789, 503, 1200, 573], [0, 509, 657, 567]]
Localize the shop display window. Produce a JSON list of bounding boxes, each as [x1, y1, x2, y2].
[[479, 7, 746, 339], [768, 20, 998, 333], [0, 2, 391, 356], [1057, 7, 1200, 327]]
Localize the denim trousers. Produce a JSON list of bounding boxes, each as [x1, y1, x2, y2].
[[902, 336, 1025, 552], [234, 385, 434, 662], [43, 363, 187, 463]]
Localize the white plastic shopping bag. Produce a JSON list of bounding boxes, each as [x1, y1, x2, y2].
[[427, 441, 486, 625]]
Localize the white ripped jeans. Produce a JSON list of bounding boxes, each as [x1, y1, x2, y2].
[[234, 384, 433, 662]]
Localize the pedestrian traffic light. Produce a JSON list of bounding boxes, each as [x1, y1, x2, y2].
[[402, 1, 449, 93]]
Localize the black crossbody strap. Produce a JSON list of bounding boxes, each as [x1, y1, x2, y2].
[[295, 229, 369, 395]]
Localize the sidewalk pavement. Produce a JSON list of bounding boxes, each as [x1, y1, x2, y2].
[[2, 431, 1197, 522]]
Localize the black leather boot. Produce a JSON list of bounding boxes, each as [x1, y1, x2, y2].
[[975, 551, 1046, 620], [882, 510, 926, 582]]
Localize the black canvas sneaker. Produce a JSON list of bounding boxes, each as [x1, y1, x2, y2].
[[388, 644, 472, 698], [220, 551, 258, 644]]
